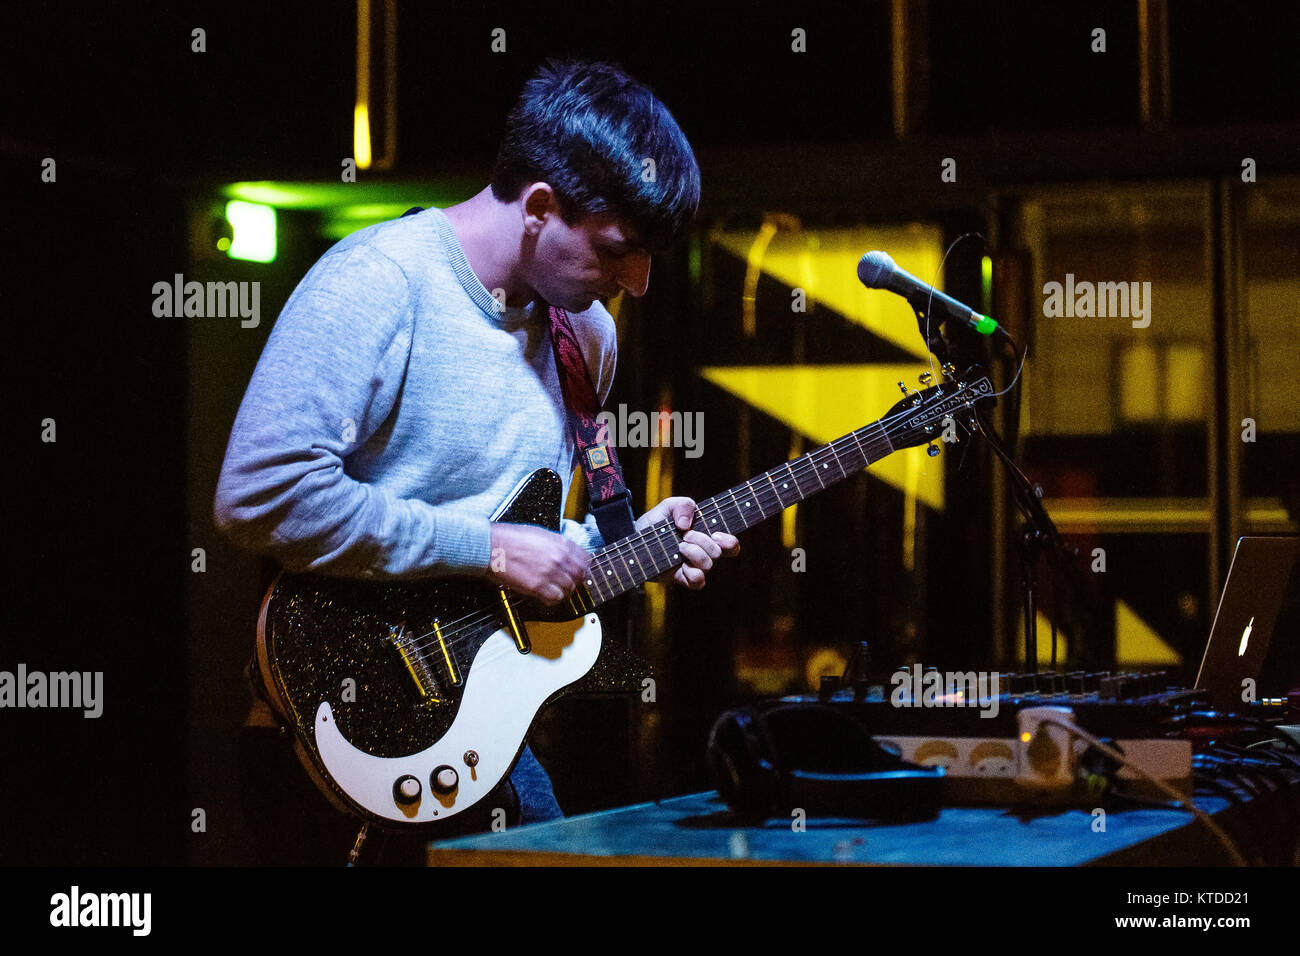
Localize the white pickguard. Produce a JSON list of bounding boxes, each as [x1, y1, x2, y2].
[[313, 614, 603, 824]]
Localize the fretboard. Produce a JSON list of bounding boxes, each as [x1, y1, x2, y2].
[[580, 419, 894, 606]]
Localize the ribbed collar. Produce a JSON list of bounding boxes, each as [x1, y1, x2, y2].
[[429, 206, 536, 328]]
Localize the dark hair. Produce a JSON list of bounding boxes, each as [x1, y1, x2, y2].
[[491, 59, 700, 252]]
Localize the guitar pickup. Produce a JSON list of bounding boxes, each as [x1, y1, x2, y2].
[[387, 624, 442, 701], [497, 589, 531, 653]]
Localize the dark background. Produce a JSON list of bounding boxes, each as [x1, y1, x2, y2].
[[5, 0, 1299, 866]]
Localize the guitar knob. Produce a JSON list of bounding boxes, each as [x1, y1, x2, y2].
[[393, 775, 422, 805], [431, 765, 459, 794]]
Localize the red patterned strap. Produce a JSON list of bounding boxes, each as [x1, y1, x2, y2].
[[547, 304, 637, 543]]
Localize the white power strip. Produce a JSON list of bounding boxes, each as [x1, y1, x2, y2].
[[873, 732, 1192, 803]]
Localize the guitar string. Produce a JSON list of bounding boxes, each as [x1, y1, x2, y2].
[[404, 429, 895, 659], [401, 390, 977, 663], [396, 388, 980, 667], [527, 379, 956, 590]]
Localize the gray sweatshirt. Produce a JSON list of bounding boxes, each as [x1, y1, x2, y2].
[[213, 206, 616, 579]]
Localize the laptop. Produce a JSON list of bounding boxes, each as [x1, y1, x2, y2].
[[1195, 536, 1300, 712]]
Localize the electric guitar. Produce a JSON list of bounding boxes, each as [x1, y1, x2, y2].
[[254, 370, 994, 831]]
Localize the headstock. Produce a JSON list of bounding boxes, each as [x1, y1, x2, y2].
[[880, 368, 995, 455]]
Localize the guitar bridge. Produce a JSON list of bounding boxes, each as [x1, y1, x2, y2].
[[387, 624, 442, 702]]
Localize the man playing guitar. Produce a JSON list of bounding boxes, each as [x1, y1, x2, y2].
[[215, 59, 738, 864]]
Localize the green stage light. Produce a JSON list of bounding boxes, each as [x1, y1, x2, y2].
[[220, 181, 480, 242], [226, 200, 277, 263]]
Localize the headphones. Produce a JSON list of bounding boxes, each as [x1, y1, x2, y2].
[[706, 701, 945, 823]]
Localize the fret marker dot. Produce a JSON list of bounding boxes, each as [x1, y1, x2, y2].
[[711, 519, 716, 524], [628, 558, 635, 564], [745, 502, 750, 507], [586, 579, 592, 585], [606, 570, 612, 576], [823, 464, 828, 469], [782, 483, 788, 488]]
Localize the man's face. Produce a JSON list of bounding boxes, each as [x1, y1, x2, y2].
[[523, 189, 652, 312]]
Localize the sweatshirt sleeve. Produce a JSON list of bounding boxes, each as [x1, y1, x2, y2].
[[213, 243, 492, 579], [560, 513, 604, 552]]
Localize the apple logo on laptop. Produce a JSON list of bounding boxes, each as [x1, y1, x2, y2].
[[1238, 616, 1254, 657]]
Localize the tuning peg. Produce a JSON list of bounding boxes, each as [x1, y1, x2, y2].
[[927, 444, 940, 457], [897, 381, 910, 395], [941, 363, 956, 378], [919, 372, 934, 386]]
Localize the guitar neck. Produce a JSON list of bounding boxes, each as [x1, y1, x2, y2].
[[581, 418, 895, 606]]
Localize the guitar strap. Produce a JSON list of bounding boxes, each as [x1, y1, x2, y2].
[[545, 303, 638, 545], [405, 203, 636, 544], [545, 303, 653, 695]]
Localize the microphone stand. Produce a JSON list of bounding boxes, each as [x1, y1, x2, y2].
[[975, 417, 1080, 673], [911, 305, 956, 370], [913, 306, 1079, 674]]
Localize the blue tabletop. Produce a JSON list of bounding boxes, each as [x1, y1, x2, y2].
[[426, 790, 1233, 866]]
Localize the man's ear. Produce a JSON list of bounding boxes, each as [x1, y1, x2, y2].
[[520, 183, 558, 234]]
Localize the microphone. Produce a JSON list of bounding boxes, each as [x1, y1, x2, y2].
[[857, 250, 1003, 337]]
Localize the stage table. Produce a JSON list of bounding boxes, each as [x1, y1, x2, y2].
[[425, 788, 1282, 866]]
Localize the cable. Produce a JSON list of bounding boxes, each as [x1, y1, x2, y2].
[[1196, 754, 1264, 798], [1216, 740, 1300, 768], [1194, 752, 1294, 864], [1040, 716, 1248, 866], [1192, 772, 1244, 806], [1189, 770, 1266, 865], [921, 232, 986, 387], [1245, 740, 1300, 769], [1182, 713, 1300, 753], [1206, 747, 1300, 863], [1206, 755, 1277, 793]]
